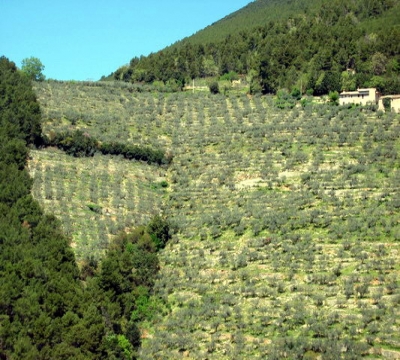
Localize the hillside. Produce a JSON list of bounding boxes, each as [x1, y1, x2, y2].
[[31, 81, 171, 261], [111, 0, 400, 97], [177, 0, 326, 45], [32, 81, 400, 359], [0, 57, 169, 359]]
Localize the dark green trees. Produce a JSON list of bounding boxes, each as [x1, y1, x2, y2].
[[0, 56, 170, 359], [209, 81, 220, 94], [259, 57, 277, 94], [147, 215, 171, 250], [0, 56, 106, 359], [89, 224, 167, 358], [0, 57, 43, 145], [111, 0, 399, 95], [44, 129, 169, 164]]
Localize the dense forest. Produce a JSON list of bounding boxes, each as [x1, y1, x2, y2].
[[0, 56, 169, 360], [111, 0, 400, 95]]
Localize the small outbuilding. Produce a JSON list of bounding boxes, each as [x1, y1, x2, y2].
[[339, 88, 379, 106], [378, 95, 400, 113]]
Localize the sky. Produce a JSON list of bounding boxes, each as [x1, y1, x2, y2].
[[0, 0, 251, 81]]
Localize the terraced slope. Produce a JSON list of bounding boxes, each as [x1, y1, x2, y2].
[[28, 148, 166, 261], [32, 82, 400, 359], [140, 94, 400, 359]]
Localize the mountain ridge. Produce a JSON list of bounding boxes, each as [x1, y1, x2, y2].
[[176, 0, 326, 46], [110, 0, 400, 96]]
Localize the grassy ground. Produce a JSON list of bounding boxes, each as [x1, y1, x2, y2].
[[32, 81, 400, 358]]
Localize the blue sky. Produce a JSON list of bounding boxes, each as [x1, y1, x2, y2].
[[0, 0, 251, 81]]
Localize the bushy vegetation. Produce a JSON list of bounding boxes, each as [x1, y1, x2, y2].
[[112, 0, 400, 95]]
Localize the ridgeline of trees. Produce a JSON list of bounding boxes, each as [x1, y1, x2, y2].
[[0, 56, 170, 359], [111, 0, 400, 95]]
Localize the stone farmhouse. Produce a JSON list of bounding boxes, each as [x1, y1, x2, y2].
[[339, 88, 379, 106], [378, 95, 400, 113]]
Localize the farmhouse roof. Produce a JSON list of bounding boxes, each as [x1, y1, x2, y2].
[[341, 88, 375, 93], [380, 94, 400, 100]]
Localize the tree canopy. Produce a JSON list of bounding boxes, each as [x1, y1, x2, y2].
[[21, 56, 45, 81]]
